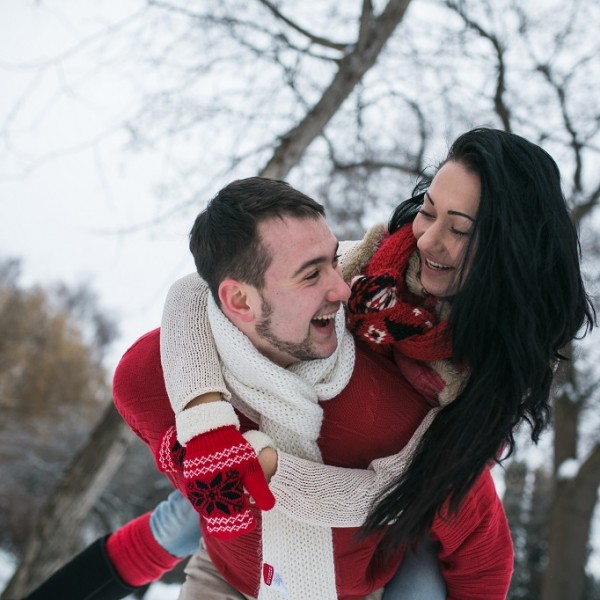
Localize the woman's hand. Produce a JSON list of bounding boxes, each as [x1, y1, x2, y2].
[[258, 447, 278, 482]]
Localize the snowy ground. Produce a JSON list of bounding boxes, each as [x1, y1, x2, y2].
[[132, 582, 181, 600], [0, 550, 15, 594]]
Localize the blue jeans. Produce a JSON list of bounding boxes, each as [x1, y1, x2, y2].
[[382, 539, 446, 600], [149, 489, 201, 557], [150, 490, 446, 598]]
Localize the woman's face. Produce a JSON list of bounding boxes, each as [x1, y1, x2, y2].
[[412, 160, 480, 298]]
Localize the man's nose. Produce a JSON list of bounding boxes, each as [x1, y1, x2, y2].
[[327, 270, 351, 302]]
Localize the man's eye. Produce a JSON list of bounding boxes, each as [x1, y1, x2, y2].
[[305, 271, 319, 280], [333, 253, 340, 266]]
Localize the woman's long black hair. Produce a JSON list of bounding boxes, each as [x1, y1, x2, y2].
[[362, 128, 596, 547]]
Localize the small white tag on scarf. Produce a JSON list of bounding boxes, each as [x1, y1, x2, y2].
[[262, 562, 288, 596]]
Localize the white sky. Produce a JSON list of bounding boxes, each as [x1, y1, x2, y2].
[[0, 1, 195, 370]]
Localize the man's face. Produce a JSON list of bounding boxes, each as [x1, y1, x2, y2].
[[247, 216, 350, 367]]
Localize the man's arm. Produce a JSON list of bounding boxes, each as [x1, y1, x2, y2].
[[432, 468, 514, 600], [112, 328, 187, 495]]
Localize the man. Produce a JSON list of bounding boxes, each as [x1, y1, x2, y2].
[[26, 177, 511, 600]]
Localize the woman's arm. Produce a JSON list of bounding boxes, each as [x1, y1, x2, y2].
[[266, 409, 439, 527], [160, 274, 275, 539], [160, 273, 230, 416]]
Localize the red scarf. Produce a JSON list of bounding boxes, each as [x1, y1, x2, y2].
[[346, 224, 453, 363]]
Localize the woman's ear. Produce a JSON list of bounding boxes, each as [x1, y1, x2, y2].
[[218, 279, 256, 323]]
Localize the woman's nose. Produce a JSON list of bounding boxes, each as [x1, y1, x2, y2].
[[417, 222, 441, 253]]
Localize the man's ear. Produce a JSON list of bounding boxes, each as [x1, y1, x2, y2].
[[218, 279, 256, 323]]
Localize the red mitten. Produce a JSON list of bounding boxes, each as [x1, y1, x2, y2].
[[183, 426, 275, 539], [156, 426, 185, 474], [157, 401, 276, 540]]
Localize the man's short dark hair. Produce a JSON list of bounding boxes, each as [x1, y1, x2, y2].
[[189, 177, 326, 303]]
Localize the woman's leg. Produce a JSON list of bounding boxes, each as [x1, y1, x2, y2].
[[382, 539, 446, 600], [24, 490, 199, 599], [150, 489, 201, 557]]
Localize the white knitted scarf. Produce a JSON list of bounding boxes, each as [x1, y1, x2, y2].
[[207, 296, 355, 600]]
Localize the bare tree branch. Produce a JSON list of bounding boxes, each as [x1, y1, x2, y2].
[[256, 0, 350, 50], [260, 0, 413, 179], [357, 0, 374, 53], [332, 158, 419, 176], [445, 0, 511, 131]]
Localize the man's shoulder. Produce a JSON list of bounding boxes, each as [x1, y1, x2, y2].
[[112, 327, 175, 456], [113, 327, 163, 390], [352, 340, 400, 377], [120, 327, 161, 359]]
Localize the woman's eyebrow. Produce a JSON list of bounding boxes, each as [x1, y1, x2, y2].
[[426, 191, 475, 222], [448, 210, 475, 222]]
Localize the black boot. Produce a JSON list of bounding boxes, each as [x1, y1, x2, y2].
[[24, 536, 138, 600]]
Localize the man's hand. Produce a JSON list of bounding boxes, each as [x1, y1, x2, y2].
[[156, 425, 275, 540]]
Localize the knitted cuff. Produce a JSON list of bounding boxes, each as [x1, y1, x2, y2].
[[243, 430, 275, 455], [176, 400, 240, 446], [105, 512, 182, 587]]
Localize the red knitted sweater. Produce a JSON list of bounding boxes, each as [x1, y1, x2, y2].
[[113, 328, 513, 599]]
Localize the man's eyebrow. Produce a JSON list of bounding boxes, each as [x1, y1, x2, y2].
[[425, 191, 475, 222], [291, 242, 339, 278]]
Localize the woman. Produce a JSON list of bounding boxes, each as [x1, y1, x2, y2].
[[358, 127, 595, 548]]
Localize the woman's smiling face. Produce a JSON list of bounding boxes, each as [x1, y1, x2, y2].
[[412, 160, 480, 298]]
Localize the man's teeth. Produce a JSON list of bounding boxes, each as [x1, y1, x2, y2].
[[426, 258, 450, 271], [313, 312, 337, 322]]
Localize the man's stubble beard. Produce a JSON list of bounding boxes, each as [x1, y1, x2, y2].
[[255, 296, 323, 363]]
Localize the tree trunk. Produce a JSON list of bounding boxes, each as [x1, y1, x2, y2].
[[552, 346, 580, 472], [541, 444, 600, 600], [1, 403, 135, 599], [260, 0, 413, 180]]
